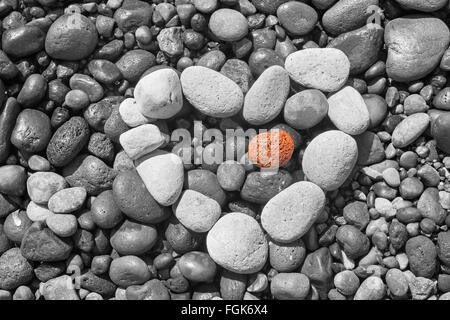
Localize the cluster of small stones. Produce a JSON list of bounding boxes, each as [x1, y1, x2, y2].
[[1, 0, 450, 301]]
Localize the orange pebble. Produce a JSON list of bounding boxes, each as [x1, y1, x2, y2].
[[248, 130, 294, 168]]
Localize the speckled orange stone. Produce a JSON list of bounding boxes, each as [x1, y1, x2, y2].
[[248, 130, 294, 168]]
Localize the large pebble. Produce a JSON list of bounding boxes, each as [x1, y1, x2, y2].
[[271, 273, 310, 300], [26, 201, 54, 222], [301, 248, 333, 299], [392, 113, 430, 148], [91, 190, 123, 229], [283, 89, 328, 130], [110, 220, 158, 256], [11, 109, 51, 153], [269, 238, 306, 272], [173, 190, 221, 233], [47, 187, 87, 214], [209, 9, 248, 42], [395, 0, 447, 12], [432, 113, 450, 154], [115, 49, 155, 83], [261, 182, 325, 243], [136, 150, 184, 206], [134, 69, 183, 119], [41, 275, 79, 300], [385, 16, 450, 82], [0, 248, 33, 290], [277, 2, 318, 36], [2, 25, 45, 58], [17, 74, 47, 109], [185, 169, 227, 207], [354, 276, 386, 300], [46, 214, 78, 238], [0, 165, 26, 196], [243, 65, 290, 125], [178, 251, 217, 282], [0, 98, 21, 164], [114, 0, 153, 32], [355, 131, 385, 166], [180, 66, 244, 118], [119, 124, 166, 160], [119, 98, 150, 128], [417, 188, 447, 225], [207, 213, 268, 274], [327, 86, 370, 135], [45, 14, 98, 61], [285, 48, 350, 92], [302, 130, 358, 191], [109, 256, 151, 288], [241, 170, 293, 204], [405, 235, 437, 278]]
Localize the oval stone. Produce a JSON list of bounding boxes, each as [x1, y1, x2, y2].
[[209, 9, 248, 42], [392, 113, 430, 148]]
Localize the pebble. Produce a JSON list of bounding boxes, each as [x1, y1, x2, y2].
[[134, 69, 183, 120], [185, 169, 227, 207], [173, 190, 221, 233], [207, 212, 268, 274], [109, 256, 151, 288], [271, 273, 310, 300], [220, 59, 254, 94], [328, 24, 384, 75], [395, 0, 448, 12], [209, 9, 248, 42], [178, 251, 217, 282], [243, 65, 290, 125], [114, 0, 153, 32], [217, 161, 245, 191], [0, 248, 33, 290], [343, 201, 370, 230], [363, 94, 388, 129], [41, 275, 79, 300], [336, 225, 370, 259], [119, 98, 151, 128], [392, 113, 430, 148], [47, 187, 86, 214], [2, 25, 45, 58], [26, 201, 54, 222], [301, 248, 333, 299], [88, 59, 122, 85], [0, 165, 26, 196], [45, 14, 98, 61], [17, 74, 47, 109], [20, 222, 72, 262], [433, 88, 450, 111], [261, 181, 325, 243], [70, 74, 104, 103], [241, 170, 293, 204], [437, 231, 450, 266], [115, 49, 155, 83], [0, 98, 21, 164], [165, 216, 203, 254], [63, 155, 116, 196], [269, 238, 306, 272], [385, 16, 450, 82], [136, 150, 184, 206], [285, 48, 350, 92], [119, 124, 165, 160], [383, 168, 401, 188], [180, 66, 243, 118], [327, 86, 370, 135], [417, 188, 447, 225], [355, 131, 385, 166], [91, 190, 123, 229], [45, 214, 77, 237], [110, 219, 158, 255], [432, 113, 450, 154], [64, 90, 90, 110], [405, 235, 437, 278], [354, 276, 386, 300], [26, 172, 67, 205], [302, 130, 358, 191], [248, 48, 284, 77], [277, 2, 318, 36], [334, 270, 360, 296], [46, 117, 90, 167], [113, 169, 169, 224], [283, 89, 328, 130], [126, 279, 170, 300]]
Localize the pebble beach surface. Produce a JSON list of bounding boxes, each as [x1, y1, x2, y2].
[[1, 0, 450, 302]]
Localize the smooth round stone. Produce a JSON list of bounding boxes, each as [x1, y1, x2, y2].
[[355, 131, 385, 166], [64, 90, 90, 110], [248, 48, 284, 78], [417, 188, 447, 225], [115, 49, 156, 83], [243, 65, 290, 125], [383, 168, 401, 188], [26, 201, 54, 222], [217, 161, 245, 191], [386, 268, 409, 297], [285, 48, 350, 92], [91, 190, 123, 229], [173, 190, 221, 233], [193, 0, 218, 13], [283, 89, 328, 130], [136, 150, 184, 206], [343, 202, 370, 230], [336, 225, 370, 259], [47, 187, 86, 214], [404, 94, 428, 115], [0, 248, 33, 290], [207, 212, 268, 274], [269, 238, 306, 272], [69, 74, 104, 103], [395, 0, 447, 12], [109, 256, 151, 287], [134, 69, 183, 119], [2, 25, 45, 58], [113, 0, 153, 32], [20, 222, 72, 262], [322, 0, 378, 36], [433, 87, 450, 111], [17, 74, 47, 109], [45, 214, 77, 237], [180, 66, 244, 118], [277, 2, 318, 36], [45, 14, 98, 61], [3, 211, 32, 244], [385, 16, 450, 82], [197, 50, 226, 71], [417, 165, 440, 187], [27, 172, 67, 205], [399, 177, 424, 200], [209, 9, 248, 42], [261, 182, 326, 243], [271, 273, 310, 300], [88, 59, 122, 85], [302, 130, 358, 191], [438, 231, 450, 266], [113, 169, 169, 224], [392, 113, 430, 148], [328, 86, 370, 135], [328, 24, 384, 75], [46, 117, 90, 167], [185, 169, 227, 207], [63, 155, 116, 196], [178, 251, 217, 282], [165, 216, 203, 254], [363, 94, 388, 129], [13, 111, 50, 151], [110, 220, 158, 255], [334, 270, 360, 296], [432, 113, 450, 154], [119, 98, 151, 128], [0, 165, 26, 196], [240, 170, 293, 204], [119, 124, 165, 160], [405, 235, 437, 278], [354, 276, 386, 300]]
